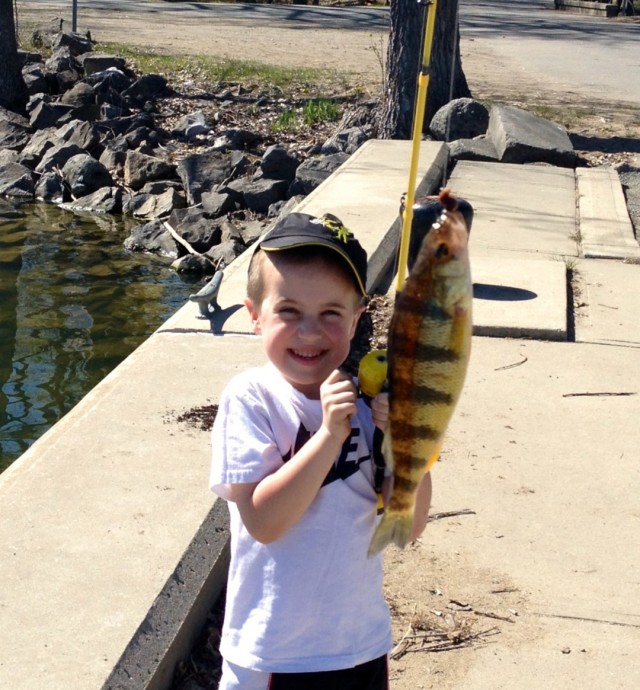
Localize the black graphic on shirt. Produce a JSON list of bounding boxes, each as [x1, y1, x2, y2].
[[282, 423, 371, 486]]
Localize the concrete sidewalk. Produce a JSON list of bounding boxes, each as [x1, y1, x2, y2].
[[1, 144, 639, 689]]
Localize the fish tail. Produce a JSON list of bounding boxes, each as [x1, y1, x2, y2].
[[367, 509, 413, 558]]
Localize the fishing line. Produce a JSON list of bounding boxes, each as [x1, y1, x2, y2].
[[442, 0, 461, 188]]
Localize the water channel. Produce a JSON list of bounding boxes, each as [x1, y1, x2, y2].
[[0, 200, 197, 472]]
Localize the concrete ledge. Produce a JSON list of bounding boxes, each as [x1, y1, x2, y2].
[[448, 161, 575, 340], [575, 258, 640, 347], [577, 167, 640, 260], [472, 255, 568, 341], [0, 140, 446, 689]]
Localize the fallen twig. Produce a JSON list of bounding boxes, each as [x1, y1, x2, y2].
[[494, 356, 528, 371], [473, 610, 516, 623], [562, 391, 636, 398], [162, 220, 218, 269], [531, 612, 640, 629], [428, 508, 476, 521]]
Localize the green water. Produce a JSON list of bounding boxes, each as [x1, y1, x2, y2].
[[0, 201, 197, 472]]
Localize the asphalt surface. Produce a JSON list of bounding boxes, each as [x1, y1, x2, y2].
[[26, 1, 640, 106]]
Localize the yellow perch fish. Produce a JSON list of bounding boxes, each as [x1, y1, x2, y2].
[[368, 189, 473, 557]]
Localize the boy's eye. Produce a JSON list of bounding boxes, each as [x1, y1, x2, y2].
[[278, 307, 299, 317], [322, 309, 343, 318]]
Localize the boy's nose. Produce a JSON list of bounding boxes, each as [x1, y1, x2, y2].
[[297, 316, 322, 339]]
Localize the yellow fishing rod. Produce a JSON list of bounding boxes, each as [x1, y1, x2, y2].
[[395, 0, 439, 293]]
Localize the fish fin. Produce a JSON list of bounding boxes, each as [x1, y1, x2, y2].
[[450, 303, 472, 355], [425, 446, 441, 473], [367, 510, 413, 558]]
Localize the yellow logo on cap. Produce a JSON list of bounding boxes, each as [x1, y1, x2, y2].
[[321, 214, 350, 244]]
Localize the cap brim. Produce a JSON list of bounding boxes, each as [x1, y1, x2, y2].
[[260, 238, 366, 296]]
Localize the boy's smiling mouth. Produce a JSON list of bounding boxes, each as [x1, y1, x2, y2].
[[289, 349, 326, 361]]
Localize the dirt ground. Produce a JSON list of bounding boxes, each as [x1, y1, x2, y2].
[[15, 3, 640, 689]]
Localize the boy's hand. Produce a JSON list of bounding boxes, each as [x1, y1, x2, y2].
[[320, 369, 358, 442], [370, 392, 389, 431]]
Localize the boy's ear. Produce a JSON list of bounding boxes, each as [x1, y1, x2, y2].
[[245, 298, 261, 334], [349, 302, 366, 339]]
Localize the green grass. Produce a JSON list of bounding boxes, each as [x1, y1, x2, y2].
[[272, 98, 340, 133], [527, 104, 598, 131], [96, 42, 348, 94]]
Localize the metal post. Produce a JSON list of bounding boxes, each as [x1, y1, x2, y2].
[[72, 0, 78, 32]]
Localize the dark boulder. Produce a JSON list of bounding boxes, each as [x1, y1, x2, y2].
[[429, 98, 490, 142], [124, 150, 176, 190], [62, 153, 114, 198], [0, 163, 35, 198], [176, 149, 233, 205], [124, 219, 179, 258], [260, 144, 299, 181], [288, 153, 348, 196]]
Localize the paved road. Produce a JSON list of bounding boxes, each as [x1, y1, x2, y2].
[[21, 1, 640, 105], [460, 0, 640, 105], [20, 0, 390, 31]]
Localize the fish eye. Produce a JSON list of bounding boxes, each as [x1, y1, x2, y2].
[[435, 243, 449, 259]]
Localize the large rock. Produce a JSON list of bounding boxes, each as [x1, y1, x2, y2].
[[56, 119, 100, 151], [176, 150, 233, 205], [61, 187, 123, 214], [20, 128, 62, 162], [447, 137, 500, 163], [243, 177, 288, 213], [429, 98, 489, 141], [320, 126, 368, 155], [487, 104, 576, 167], [124, 219, 179, 258], [124, 150, 176, 190], [205, 239, 245, 268], [212, 128, 261, 152], [260, 144, 299, 181], [288, 153, 348, 196], [62, 153, 114, 198], [51, 31, 93, 57], [0, 163, 35, 198], [35, 171, 65, 202], [0, 119, 31, 151], [167, 207, 222, 253], [29, 101, 76, 129], [36, 141, 84, 174], [78, 53, 126, 77], [122, 73, 167, 106], [200, 190, 236, 217], [172, 111, 211, 140], [22, 64, 49, 95], [123, 187, 185, 220]]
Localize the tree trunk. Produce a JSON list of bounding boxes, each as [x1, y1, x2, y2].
[[380, 0, 470, 140], [0, 0, 28, 113]]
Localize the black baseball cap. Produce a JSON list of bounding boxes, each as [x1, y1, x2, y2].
[[258, 212, 368, 296]]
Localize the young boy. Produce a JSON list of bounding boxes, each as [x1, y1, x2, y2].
[[210, 212, 432, 690]]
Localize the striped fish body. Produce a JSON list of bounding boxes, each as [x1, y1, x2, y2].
[[368, 191, 472, 556]]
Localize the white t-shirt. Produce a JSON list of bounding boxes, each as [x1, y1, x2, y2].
[[210, 363, 392, 673]]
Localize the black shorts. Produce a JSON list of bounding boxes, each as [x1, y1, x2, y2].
[[268, 655, 388, 690]]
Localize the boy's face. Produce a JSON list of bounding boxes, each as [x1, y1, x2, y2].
[[245, 253, 364, 399]]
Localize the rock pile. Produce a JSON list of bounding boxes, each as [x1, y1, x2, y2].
[[0, 28, 370, 275], [2, 29, 597, 278]]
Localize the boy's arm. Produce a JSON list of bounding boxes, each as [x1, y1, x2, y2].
[[228, 370, 357, 544]]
